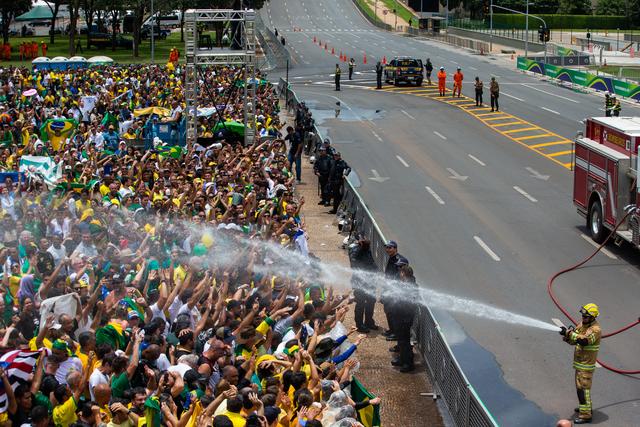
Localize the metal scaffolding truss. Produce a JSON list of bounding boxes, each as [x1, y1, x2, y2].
[[184, 9, 256, 146]]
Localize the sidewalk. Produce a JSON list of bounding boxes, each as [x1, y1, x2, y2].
[[362, 0, 411, 30]]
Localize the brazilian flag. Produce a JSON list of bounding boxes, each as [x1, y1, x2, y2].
[[156, 145, 182, 159], [101, 112, 119, 130], [39, 118, 78, 151], [145, 395, 161, 427], [351, 376, 381, 427], [121, 297, 145, 321], [95, 320, 127, 350]]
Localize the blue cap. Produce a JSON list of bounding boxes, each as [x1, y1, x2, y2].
[[385, 240, 398, 249]]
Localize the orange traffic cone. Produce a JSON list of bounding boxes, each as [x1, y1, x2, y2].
[[363, 54, 367, 64], [331, 47, 335, 54], [382, 56, 387, 65]]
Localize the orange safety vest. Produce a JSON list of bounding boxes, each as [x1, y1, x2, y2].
[[437, 71, 446, 82]]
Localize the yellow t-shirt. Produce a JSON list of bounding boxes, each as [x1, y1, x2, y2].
[[53, 396, 78, 427], [221, 411, 245, 427], [29, 337, 52, 351]]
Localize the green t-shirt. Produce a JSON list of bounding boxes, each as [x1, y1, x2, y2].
[[110, 372, 131, 398]]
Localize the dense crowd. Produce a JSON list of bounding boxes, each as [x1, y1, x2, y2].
[[0, 63, 381, 427]]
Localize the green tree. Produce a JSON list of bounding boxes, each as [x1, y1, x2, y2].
[[68, 0, 81, 56], [44, 0, 64, 44], [1, 0, 31, 43], [595, 0, 626, 15], [557, 0, 593, 14]]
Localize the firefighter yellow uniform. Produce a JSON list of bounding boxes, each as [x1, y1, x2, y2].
[[561, 303, 601, 424]]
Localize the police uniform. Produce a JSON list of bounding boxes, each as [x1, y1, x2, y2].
[[376, 63, 383, 89], [604, 95, 612, 117], [335, 65, 341, 91]]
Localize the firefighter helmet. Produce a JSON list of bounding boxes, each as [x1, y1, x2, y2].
[[580, 303, 599, 318]]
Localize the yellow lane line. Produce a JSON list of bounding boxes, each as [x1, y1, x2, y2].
[[503, 127, 540, 134], [514, 133, 554, 141], [369, 83, 573, 170], [476, 112, 504, 117], [482, 115, 514, 121], [493, 121, 525, 128], [529, 140, 572, 149], [547, 150, 574, 157]]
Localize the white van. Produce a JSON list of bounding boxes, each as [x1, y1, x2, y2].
[[144, 12, 182, 29]]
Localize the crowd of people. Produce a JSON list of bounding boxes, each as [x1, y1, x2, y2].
[[0, 63, 382, 427]]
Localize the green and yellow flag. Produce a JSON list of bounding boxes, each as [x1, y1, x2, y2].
[[95, 320, 126, 350], [156, 145, 182, 159], [351, 376, 381, 427], [144, 395, 161, 427]]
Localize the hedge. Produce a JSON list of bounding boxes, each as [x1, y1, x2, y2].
[[491, 14, 629, 30]]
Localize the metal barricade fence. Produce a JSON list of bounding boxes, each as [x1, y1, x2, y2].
[[279, 80, 499, 427]]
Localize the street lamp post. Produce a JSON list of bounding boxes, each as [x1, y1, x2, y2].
[[151, 0, 155, 64], [489, 0, 493, 52], [524, 0, 529, 58]]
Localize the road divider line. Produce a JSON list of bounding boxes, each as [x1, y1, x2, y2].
[[401, 109, 416, 120], [513, 186, 538, 202], [579, 234, 618, 259], [396, 155, 410, 167], [425, 186, 445, 205], [542, 107, 560, 115], [502, 92, 525, 102], [468, 154, 486, 166], [371, 130, 383, 142], [522, 83, 580, 103], [473, 236, 501, 261], [434, 131, 447, 140]]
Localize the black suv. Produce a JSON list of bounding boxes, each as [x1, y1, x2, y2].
[[384, 57, 424, 86]]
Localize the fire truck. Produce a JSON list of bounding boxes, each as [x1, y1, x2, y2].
[[573, 117, 640, 244]]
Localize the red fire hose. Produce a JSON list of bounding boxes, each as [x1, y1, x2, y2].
[[547, 209, 640, 375]]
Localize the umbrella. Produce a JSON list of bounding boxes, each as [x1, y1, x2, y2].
[[23, 89, 37, 97], [213, 120, 245, 136]]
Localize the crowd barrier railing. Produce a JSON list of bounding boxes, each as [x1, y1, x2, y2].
[[278, 79, 499, 427]]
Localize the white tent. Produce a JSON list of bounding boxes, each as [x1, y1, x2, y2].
[[32, 56, 51, 64], [87, 56, 114, 65]]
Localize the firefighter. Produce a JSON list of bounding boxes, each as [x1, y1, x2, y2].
[[41, 41, 48, 57], [452, 67, 463, 97], [375, 61, 383, 89], [424, 58, 433, 85], [559, 303, 601, 424], [2, 43, 10, 61], [334, 63, 341, 91], [437, 66, 446, 96], [604, 93, 612, 117], [348, 57, 356, 80], [612, 97, 621, 117]]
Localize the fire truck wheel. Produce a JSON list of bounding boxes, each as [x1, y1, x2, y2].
[[588, 200, 607, 244]]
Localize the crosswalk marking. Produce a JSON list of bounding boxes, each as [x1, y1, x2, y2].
[[357, 82, 575, 169], [529, 140, 571, 149]]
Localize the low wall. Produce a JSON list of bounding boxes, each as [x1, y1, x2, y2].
[[448, 27, 545, 52]]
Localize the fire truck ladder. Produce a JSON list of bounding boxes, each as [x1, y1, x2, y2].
[[184, 9, 256, 146]]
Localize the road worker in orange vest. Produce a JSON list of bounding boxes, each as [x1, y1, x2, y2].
[[437, 66, 446, 97], [453, 67, 463, 98]]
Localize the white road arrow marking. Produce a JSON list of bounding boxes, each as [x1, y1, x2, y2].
[[446, 168, 468, 181], [525, 167, 550, 181], [369, 169, 390, 183]]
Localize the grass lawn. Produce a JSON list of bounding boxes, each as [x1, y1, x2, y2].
[[0, 31, 189, 66], [589, 65, 640, 82], [379, 0, 417, 27]]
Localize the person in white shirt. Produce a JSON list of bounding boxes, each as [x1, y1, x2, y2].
[[72, 231, 99, 258], [47, 233, 67, 268], [89, 353, 114, 401]]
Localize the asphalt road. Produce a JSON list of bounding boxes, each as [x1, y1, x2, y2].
[[262, 1, 640, 425]]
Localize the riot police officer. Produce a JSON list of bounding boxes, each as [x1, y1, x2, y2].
[[328, 152, 350, 214], [376, 61, 383, 89], [335, 64, 341, 91]]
